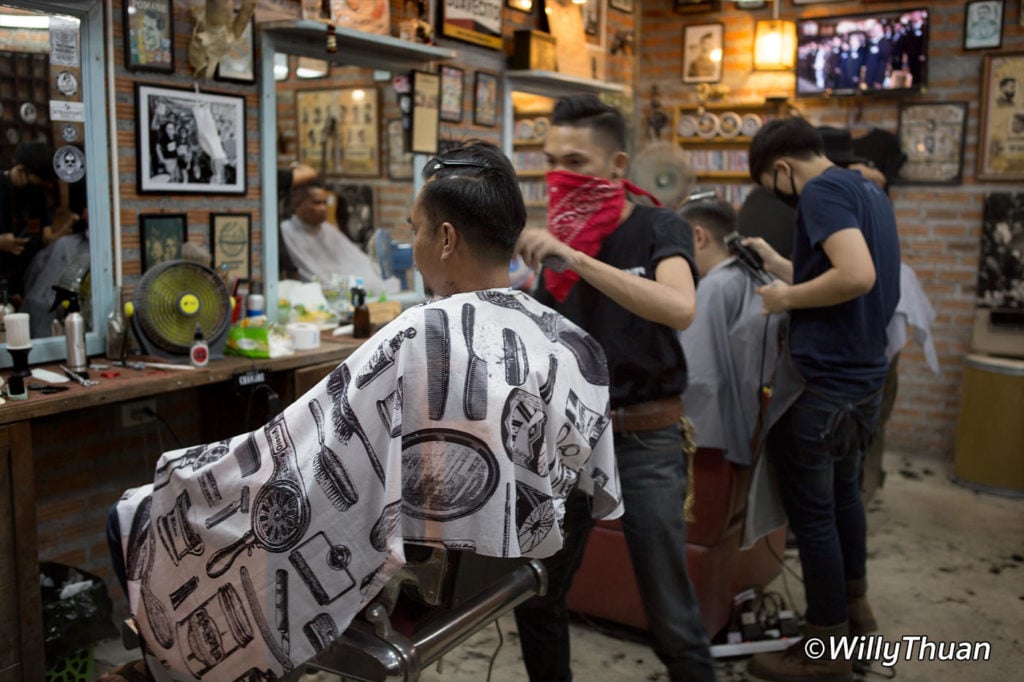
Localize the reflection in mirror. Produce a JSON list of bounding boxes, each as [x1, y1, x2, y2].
[[0, 0, 111, 365], [272, 58, 418, 326]]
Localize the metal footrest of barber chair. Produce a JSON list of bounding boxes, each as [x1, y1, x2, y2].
[[303, 555, 547, 682]]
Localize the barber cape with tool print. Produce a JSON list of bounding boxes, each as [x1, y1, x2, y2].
[[114, 289, 622, 680]]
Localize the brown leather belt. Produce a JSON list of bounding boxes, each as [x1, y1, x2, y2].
[[611, 396, 683, 433]]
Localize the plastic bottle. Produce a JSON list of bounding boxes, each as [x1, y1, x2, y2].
[[352, 287, 371, 339], [191, 324, 209, 368]]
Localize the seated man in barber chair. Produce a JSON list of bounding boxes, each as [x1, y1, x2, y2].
[[676, 194, 802, 585], [106, 141, 622, 681]]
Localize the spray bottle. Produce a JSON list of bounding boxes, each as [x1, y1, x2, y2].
[[63, 292, 87, 373]]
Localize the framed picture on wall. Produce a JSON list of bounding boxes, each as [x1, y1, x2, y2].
[[609, 0, 632, 13], [441, 0, 503, 50], [139, 213, 186, 272], [296, 88, 380, 177], [411, 71, 440, 154], [386, 119, 414, 180], [135, 84, 246, 194], [215, 18, 255, 83], [124, 0, 175, 73], [211, 212, 251, 281], [474, 71, 499, 127], [682, 23, 723, 84], [896, 101, 968, 185], [964, 0, 1004, 51], [977, 52, 1024, 181], [440, 65, 465, 123]]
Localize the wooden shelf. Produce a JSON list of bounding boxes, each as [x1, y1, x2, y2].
[[517, 170, 546, 178], [695, 171, 750, 180], [260, 20, 455, 71], [677, 136, 753, 146], [506, 70, 626, 98]]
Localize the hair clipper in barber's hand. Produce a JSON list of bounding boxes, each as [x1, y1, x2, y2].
[[724, 232, 765, 274]]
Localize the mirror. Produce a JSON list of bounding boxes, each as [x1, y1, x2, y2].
[[259, 22, 439, 326], [0, 0, 112, 366]]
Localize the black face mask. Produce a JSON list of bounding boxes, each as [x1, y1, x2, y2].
[[772, 165, 800, 209]]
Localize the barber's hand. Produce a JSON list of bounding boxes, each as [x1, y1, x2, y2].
[[742, 237, 789, 276], [516, 228, 575, 272], [0, 233, 29, 255], [757, 280, 792, 315]]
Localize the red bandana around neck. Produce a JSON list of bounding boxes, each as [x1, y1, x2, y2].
[[544, 169, 662, 302]]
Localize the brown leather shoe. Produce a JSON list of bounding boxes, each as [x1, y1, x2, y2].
[[847, 595, 878, 636], [748, 623, 853, 682]]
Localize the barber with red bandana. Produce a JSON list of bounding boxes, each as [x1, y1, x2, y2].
[[514, 95, 714, 682]]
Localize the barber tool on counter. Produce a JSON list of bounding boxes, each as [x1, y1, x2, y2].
[[3, 312, 32, 400]]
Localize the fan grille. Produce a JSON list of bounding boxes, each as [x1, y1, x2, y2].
[[135, 261, 231, 355]]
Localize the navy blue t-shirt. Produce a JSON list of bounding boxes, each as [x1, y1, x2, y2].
[[535, 204, 698, 408], [791, 166, 900, 393]]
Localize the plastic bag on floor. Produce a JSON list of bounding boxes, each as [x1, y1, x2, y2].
[[40, 561, 118, 667]]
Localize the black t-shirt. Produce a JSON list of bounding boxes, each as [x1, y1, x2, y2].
[[852, 128, 907, 193], [534, 204, 698, 408]]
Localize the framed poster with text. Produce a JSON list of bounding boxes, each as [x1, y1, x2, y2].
[[440, 0, 503, 50]]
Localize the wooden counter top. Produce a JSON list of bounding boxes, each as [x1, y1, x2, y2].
[[0, 335, 363, 426]]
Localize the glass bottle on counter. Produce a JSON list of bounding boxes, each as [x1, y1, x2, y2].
[[352, 287, 371, 339]]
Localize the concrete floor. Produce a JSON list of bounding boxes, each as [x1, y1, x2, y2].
[[95, 450, 1024, 680]]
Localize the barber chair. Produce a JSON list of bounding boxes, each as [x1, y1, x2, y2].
[[298, 546, 546, 681], [566, 447, 786, 639], [122, 545, 546, 682]]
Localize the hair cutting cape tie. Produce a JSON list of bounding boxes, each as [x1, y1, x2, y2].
[[545, 170, 662, 302]]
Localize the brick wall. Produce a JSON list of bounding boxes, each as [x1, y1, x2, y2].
[[638, 0, 1024, 458]]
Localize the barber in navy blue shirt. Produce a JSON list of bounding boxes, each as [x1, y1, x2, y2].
[[741, 117, 900, 682]]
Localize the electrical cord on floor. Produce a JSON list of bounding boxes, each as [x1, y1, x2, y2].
[[485, 618, 504, 682], [766, 540, 804, 626], [144, 407, 181, 449]]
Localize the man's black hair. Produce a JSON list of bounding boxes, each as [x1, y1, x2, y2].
[[679, 197, 736, 245], [14, 141, 56, 183], [289, 180, 325, 212], [421, 140, 526, 264], [550, 94, 627, 153], [748, 117, 825, 183]]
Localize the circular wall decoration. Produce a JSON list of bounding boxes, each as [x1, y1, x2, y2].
[[719, 112, 743, 138], [696, 112, 720, 139], [55, 71, 78, 97], [677, 114, 699, 138], [5, 129, 19, 144], [60, 124, 79, 142], [741, 113, 764, 138], [19, 102, 37, 124], [54, 145, 86, 183]]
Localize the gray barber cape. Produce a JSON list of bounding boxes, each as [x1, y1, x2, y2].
[[115, 289, 622, 680], [678, 259, 803, 548]]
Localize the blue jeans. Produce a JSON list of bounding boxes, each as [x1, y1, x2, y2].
[[514, 424, 714, 682], [769, 384, 883, 627]]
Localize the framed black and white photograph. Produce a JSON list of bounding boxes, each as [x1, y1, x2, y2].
[[474, 71, 499, 127], [581, 0, 602, 37], [964, 0, 1004, 51], [140, 213, 186, 272], [136, 83, 246, 194], [976, 192, 1024, 311], [609, 0, 632, 13], [896, 101, 968, 185], [211, 212, 251, 281], [215, 18, 255, 83], [440, 65, 465, 123], [682, 23, 723, 84], [124, 0, 175, 73]]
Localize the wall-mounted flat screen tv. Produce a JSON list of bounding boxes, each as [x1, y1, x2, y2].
[[796, 8, 929, 98]]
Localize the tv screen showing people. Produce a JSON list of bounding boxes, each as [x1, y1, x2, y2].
[[796, 8, 929, 98]]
